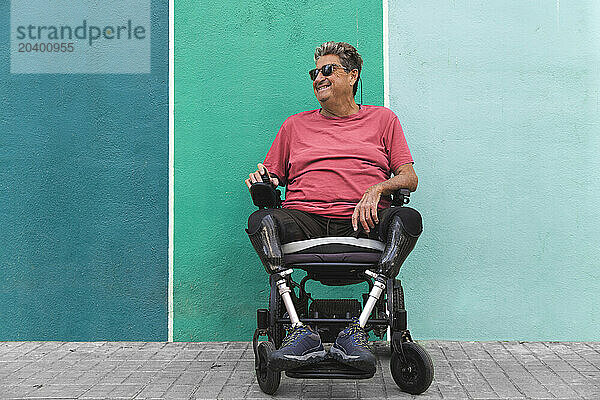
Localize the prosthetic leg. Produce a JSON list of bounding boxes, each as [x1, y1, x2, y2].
[[330, 211, 422, 373], [358, 212, 421, 327], [248, 214, 326, 371], [247, 214, 302, 328]]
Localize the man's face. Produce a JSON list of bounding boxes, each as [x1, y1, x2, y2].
[[313, 54, 355, 104]]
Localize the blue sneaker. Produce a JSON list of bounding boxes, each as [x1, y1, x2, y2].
[[268, 324, 326, 371], [330, 319, 376, 373]]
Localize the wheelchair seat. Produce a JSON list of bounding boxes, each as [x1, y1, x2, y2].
[[282, 237, 384, 265], [281, 237, 384, 285]]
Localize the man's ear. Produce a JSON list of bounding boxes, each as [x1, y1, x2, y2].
[[351, 69, 359, 86]]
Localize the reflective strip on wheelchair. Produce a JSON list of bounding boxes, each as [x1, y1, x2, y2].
[[281, 237, 385, 254]]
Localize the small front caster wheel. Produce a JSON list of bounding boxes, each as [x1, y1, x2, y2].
[[256, 341, 281, 395], [390, 342, 434, 394]]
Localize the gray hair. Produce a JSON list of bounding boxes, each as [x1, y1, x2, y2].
[[314, 41, 363, 95]]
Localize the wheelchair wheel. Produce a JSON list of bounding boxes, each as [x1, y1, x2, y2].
[[390, 342, 434, 395], [256, 341, 281, 395]]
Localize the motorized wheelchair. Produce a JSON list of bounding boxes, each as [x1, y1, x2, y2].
[[249, 172, 434, 395]]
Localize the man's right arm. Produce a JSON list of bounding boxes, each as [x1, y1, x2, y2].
[[245, 121, 289, 189]]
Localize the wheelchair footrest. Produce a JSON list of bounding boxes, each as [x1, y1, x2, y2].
[[285, 359, 375, 380]]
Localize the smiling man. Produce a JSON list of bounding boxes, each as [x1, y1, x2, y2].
[[245, 42, 422, 374]]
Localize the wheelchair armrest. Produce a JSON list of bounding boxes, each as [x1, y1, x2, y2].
[[391, 188, 411, 206], [250, 182, 282, 209]]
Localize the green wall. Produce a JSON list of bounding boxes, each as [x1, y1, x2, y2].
[[178, 1, 600, 342], [388, 1, 600, 340], [175, 0, 383, 340]]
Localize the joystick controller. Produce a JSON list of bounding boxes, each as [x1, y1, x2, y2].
[[250, 169, 282, 209]]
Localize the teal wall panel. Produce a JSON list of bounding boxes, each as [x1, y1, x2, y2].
[[175, 0, 384, 341], [0, 1, 168, 340], [388, 0, 600, 340]]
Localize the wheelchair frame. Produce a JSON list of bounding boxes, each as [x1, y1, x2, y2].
[[250, 186, 434, 395]]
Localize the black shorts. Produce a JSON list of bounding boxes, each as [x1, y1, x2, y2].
[[247, 207, 422, 245]]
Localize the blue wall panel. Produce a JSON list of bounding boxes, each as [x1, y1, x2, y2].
[[0, 1, 168, 340]]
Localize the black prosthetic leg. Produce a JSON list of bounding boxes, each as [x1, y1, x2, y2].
[[248, 214, 327, 372], [247, 214, 283, 275], [358, 211, 422, 327], [247, 214, 302, 327], [377, 211, 422, 279]]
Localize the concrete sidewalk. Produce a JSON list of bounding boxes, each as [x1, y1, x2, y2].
[[0, 341, 599, 399]]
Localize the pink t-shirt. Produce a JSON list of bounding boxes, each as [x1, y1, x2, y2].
[[263, 105, 413, 218]]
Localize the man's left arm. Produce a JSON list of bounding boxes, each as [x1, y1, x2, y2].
[[351, 163, 418, 233]]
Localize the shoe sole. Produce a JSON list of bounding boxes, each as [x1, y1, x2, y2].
[[330, 345, 376, 373], [268, 349, 326, 371]]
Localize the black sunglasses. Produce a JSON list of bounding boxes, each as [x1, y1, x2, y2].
[[308, 63, 351, 80]]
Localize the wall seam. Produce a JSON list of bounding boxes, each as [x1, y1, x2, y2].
[[383, 0, 390, 108], [383, 0, 392, 343], [168, 0, 174, 342]]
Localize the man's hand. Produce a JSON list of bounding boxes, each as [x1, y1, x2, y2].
[[245, 163, 279, 189], [352, 184, 383, 233], [352, 164, 418, 232]]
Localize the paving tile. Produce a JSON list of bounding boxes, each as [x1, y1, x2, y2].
[[216, 384, 251, 399], [1, 385, 39, 397], [79, 384, 121, 398], [108, 384, 144, 398], [134, 384, 171, 398], [193, 385, 226, 399], [159, 384, 196, 399], [24, 384, 91, 398]]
